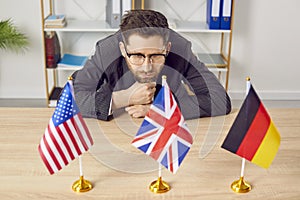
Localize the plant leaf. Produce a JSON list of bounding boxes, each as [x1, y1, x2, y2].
[[0, 19, 29, 53]]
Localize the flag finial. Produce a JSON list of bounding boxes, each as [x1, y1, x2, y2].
[[246, 77, 250, 81], [68, 76, 73, 81], [162, 75, 167, 86]]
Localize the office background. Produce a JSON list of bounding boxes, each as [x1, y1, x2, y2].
[[0, 0, 299, 102]]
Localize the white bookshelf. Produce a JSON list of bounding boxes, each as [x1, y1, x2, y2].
[[41, 0, 234, 107]]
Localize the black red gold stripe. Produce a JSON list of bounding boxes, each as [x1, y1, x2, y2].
[[221, 84, 280, 168]]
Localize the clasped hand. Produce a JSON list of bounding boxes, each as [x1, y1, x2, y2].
[[112, 81, 156, 118]]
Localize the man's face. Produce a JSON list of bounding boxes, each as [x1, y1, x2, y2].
[[120, 34, 170, 83]]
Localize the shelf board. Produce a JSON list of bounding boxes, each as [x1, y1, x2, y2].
[[44, 19, 118, 32], [56, 66, 83, 71], [207, 67, 228, 72], [173, 21, 231, 33], [198, 53, 228, 72], [46, 54, 228, 72], [44, 19, 231, 33]]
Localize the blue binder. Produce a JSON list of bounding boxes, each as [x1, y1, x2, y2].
[[207, 0, 221, 29], [220, 0, 232, 30]]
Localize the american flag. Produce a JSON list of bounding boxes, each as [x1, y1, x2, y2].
[[132, 78, 193, 174], [38, 81, 93, 174]]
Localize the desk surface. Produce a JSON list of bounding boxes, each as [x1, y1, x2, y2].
[[0, 108, 300, 199]]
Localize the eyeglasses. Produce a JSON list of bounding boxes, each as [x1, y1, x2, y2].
[[124, 46, 167, 65]]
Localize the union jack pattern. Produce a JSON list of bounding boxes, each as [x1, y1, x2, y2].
[[132, 78, 193, 174]]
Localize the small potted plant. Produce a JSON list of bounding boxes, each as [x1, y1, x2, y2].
[[0, 18, 29, 53]]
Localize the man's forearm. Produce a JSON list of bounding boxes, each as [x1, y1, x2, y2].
[[111, 90, 130, 110]]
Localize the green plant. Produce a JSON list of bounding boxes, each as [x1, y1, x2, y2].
[[0, 19, 29, 53]]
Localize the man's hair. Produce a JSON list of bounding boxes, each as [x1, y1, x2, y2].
[[120, 10, 170, 45]]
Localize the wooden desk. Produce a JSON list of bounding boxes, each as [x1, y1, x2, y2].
[[0, 108, 300, 199]]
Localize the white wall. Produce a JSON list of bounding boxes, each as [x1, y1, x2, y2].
[[0, 0, 45, 98], [230, 0, 300, 100], [0, 0, 299, 100]]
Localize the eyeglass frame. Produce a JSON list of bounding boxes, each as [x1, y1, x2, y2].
[[123, 45, 169, 65]]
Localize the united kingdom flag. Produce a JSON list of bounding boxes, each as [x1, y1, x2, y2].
[[132, 77, 193, 174]]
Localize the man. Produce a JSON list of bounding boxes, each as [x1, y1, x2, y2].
[[72, 9, 231, 121]]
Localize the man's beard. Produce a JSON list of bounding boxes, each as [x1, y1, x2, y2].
[[134, 74, 157, 83], [133, 71, 158, 83]]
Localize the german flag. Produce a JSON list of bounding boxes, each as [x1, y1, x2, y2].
[[221, 84, 281, 168]]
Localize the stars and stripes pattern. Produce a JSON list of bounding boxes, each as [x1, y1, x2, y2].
[[38, 81, 93, 174], [132, 78, 193, 174]]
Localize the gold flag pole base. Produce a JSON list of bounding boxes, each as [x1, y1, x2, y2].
[[231, 176, 251, 193], [72, 176, 93, 193], [149, 176, 170, 194]]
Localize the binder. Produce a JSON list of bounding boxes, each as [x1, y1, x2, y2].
[[106, 0, 121, 28], [220, 0, 232, 30], [121, 0, 132, 16], [206, 0, 221, 29]]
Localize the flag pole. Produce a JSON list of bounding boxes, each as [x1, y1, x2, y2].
[[231, 77, 252, 193], [149, 75, 170, 194], [67, 77, 93, 193], [79, 156, 83, 176], [240, 158, 246, 177], [72, 156, 92, 193], [158, 163, 162, 177], [240, 78, 251, 178]]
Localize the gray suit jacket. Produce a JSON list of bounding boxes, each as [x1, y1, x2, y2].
[[72, 30, 231, 120]]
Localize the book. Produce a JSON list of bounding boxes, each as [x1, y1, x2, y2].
[[44, 14, 67, 28], [44, 23, 67, 28], [57, 54, 88, 69], [44, 31, 61, 68], [45, 15, 65, 23]]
